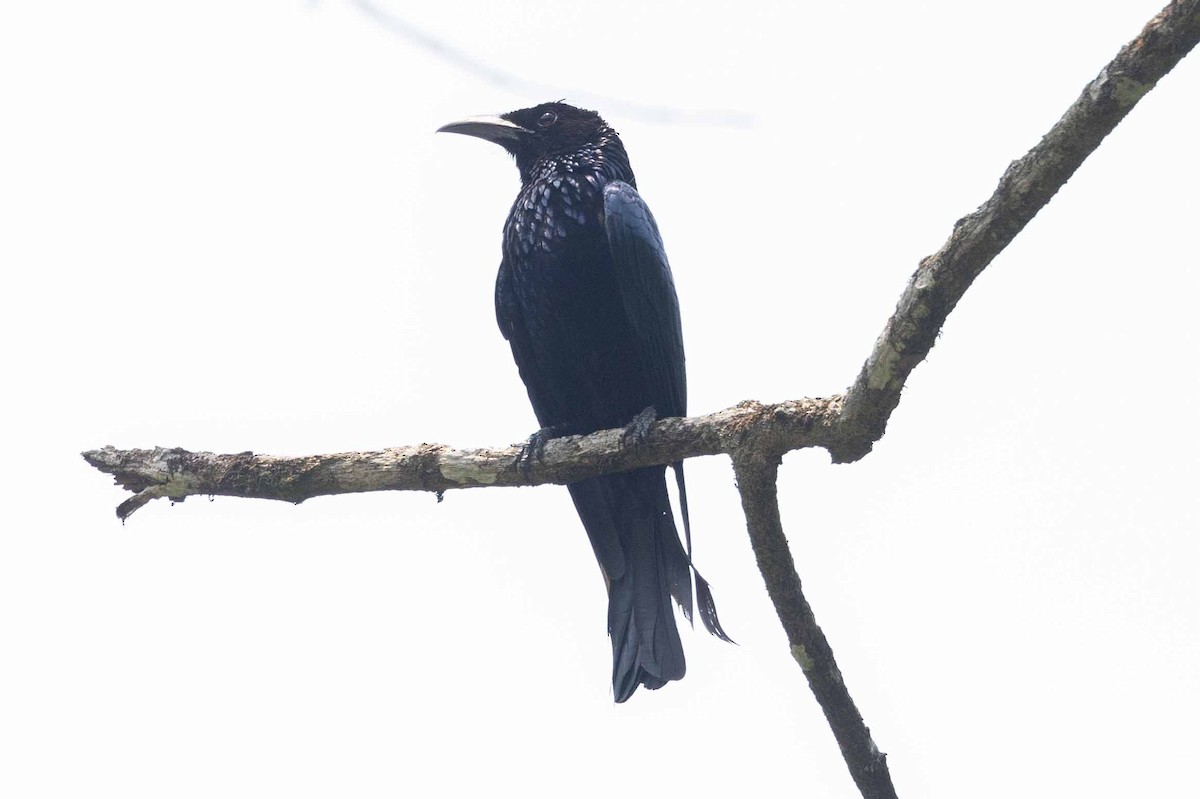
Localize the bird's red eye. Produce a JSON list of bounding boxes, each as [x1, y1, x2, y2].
[[537, 111, 557, 127]]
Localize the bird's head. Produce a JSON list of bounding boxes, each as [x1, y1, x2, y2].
[[438, 102, 625, 182]]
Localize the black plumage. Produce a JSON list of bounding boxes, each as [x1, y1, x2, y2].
[[439, 102, 730, 702]]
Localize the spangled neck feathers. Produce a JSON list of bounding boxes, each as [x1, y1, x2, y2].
[[515, 126, 636, 190]]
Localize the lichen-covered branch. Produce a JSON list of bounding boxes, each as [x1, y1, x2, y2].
[[732, 451, 897, 799], [83, 398, 842, 520], [835, 0, 1200, 463]]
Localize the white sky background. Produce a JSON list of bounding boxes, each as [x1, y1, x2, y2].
[[2, 1, 1197, 796]]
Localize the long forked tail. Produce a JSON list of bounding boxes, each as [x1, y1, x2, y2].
[[673, 461, 734, 644], [569, 465, 730, 703]]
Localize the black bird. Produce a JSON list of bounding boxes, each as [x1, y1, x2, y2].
[[439, 102, 730, 702]]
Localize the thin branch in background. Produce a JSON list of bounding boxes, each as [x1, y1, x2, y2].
[[342, 0, 755, 127]]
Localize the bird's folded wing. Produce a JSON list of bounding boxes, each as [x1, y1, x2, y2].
[[601, 180, 686, 419]]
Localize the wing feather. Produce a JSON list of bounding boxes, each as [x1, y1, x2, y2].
[[602, 181, 686, 420]]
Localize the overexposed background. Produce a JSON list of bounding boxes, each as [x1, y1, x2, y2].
[[2, 2, 1196, 797]]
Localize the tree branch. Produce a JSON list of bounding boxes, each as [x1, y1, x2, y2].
[[79, 4, 1199, 798], [85, 1, 1200, 515], [83, 397, 842, 520], [836, 0, 1200, 462], [732, 451, 897, 799]]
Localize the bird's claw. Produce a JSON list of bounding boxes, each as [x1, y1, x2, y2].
[[621, 406, 658, 448], [515, 425, 564, 476]]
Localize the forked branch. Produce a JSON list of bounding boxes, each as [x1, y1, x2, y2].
[[86, 1, 1200, 513], [81, 3, 1200, 799]]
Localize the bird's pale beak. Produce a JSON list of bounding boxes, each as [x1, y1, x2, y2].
[[436, 115, 532, 144]]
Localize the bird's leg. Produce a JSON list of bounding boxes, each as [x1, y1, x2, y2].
[[621, 406, 658, 448]]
